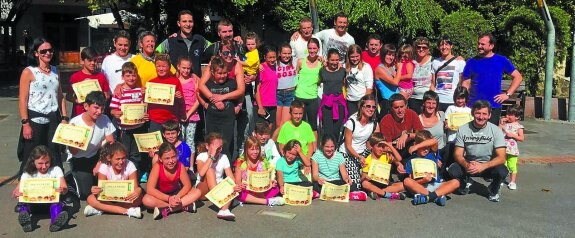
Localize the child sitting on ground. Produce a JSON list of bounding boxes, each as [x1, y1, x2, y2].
[[404, 130, 460, 206], [276, 139, 315, 197]]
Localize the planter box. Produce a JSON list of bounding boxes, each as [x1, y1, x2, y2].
[[524, 96, 569, 120]]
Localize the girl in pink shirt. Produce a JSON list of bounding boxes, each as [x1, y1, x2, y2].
[[396, 44, 415, 99], [177, 56, 200, 162], [255, 46, 279, 129]]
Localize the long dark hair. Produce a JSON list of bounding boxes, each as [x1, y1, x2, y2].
[[24, 145, 52, 175], [27, 38, 51, 67]]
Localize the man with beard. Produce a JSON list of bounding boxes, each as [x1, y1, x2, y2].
[[361, 34, 382, 77], [290, 17, 323, 59]]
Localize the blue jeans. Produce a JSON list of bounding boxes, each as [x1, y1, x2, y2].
[[276, 88, 295, 107]]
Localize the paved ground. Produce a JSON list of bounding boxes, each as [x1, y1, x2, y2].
[[1, 89, 574, 237]]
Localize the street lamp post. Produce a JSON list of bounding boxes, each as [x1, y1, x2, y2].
[[537, 0, 556, 121], [309, 0, 319, 33]]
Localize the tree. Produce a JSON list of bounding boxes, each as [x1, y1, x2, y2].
[[439, 9, 494, 59]]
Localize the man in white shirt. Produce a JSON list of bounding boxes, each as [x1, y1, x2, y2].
[[290, 17, 323, 59], [101, 30, 134, 94]]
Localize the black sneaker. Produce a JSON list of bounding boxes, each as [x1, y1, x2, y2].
[[18, 211, 33, 232], [49, 210, 69, 232], [458, 182, 472, 195], [184, 202, 197, 213], [368, 191, 379, 200]]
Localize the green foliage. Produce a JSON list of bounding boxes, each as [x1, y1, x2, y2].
[[439, 9, 494, 59], [270, 0, 309, 32], [548, 6, 572, 63]]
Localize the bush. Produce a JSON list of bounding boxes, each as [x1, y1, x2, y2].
[[439, 9, 494, 59]]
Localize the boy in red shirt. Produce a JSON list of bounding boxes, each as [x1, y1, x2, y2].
[[146, 54, 185, 132], [67, 47, 110, 117]]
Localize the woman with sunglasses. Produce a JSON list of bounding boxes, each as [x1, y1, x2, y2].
[[338, 95, 379, 192], [345, 44, 373, 116], [17, 38, 67, 175], [198, 40, 245, 162], [409, 37, 435, 115]]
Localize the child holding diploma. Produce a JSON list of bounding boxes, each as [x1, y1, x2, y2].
[[67, 47, 110, 117], [109, 62, 148, 181], [404, 130, 460, 206], [195, 133, 242, 221], [13, 145, 69, 232], [146, 54, 185, 132], [68, 91, 116, 200], [143, 142, 201, 220], [253, 122, 281, 167], [444, 86, 471, 170], [361, 132, 407, 200], [234, 136, 284, 206], [311, 135, 351, 193], [276, 140, 316, 197], [84, 143, 143, 218]]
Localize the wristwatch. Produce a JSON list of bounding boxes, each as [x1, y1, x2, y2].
[[505, 92, 511, 97], [61, 116, 70, 121], [21, 119, 30, 124]]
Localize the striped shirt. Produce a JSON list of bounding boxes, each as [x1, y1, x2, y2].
[[312, 150, 345, 181], [110, 87, 144, 130]]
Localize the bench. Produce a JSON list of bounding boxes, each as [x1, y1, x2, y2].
[[501, 80, 526, 120]]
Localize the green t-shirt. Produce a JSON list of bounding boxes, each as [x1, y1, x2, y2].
[[277, 121, 316, 156]]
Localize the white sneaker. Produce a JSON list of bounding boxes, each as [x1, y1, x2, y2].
[[126, 207, 142, 219], [508, 182, 517, 190], [216, 209, 235, 221], [84, 205, 103, 217], [267, 197, 285, 207], [488, 193, 500, 202]]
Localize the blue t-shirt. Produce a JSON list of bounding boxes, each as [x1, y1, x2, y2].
[[275, 157, 303, 183], [375, 64, 399, 100], [462, 54, 515, 108], [176, 142, 192, 168], [405, 152, 441, 182]]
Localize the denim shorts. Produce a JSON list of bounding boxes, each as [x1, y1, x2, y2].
[[276, 88, 295, 107]]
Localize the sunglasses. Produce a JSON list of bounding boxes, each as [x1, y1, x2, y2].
[[221, 51, 234, 57], [417, 46, 429, 50], [363, 104, 377, 109], [38, 48, 54, 54]]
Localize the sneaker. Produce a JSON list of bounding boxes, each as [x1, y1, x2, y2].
[[182, 202, 197, 213], [267, 197, 285, 207], [216, 209, 236, 221], [488, 193, 500, 202], [140, 172, 149, 183], [49, 210, 69, 232], [83, 205, 103, 217], [312, 190, 320, 199], [458, 182, 472, 195], [411, 194, 429, 205], [126, 207, 142, 219], [388, 192, 406, 201], [435, 195, 447, 206], [153, 207, 169, 220], [349, 191, 367, 201], [508, 182, 517, 190], [18, 211, 33, 232], [368, 191, 379, 200]]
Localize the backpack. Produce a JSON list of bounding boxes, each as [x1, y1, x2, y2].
[[337, 114, 377, 148]]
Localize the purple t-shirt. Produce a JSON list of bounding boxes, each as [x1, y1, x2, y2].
[[258, 63, 278, 107], [462, 54, 515, 108]]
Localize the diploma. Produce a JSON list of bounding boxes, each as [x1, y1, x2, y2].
[[284, 184, 312, 206], [411, 158, 438, 179], [120, 103, 147, 125], [97, 180, 135, 203], [206, 177, 239, 208], [144, 82, 176, 105], [367, 160, 392, 185], [320, 182, 350, 202], [133, 131, 163, 152], [448, 112, 473, 130], [246, 170, 272, 192], [52, 124, 94, 150], [19, 178, 60, 203], [72, 79, 102, 103]]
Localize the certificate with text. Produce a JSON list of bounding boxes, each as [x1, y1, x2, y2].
[[206, 177, 239, 208], [145, 82, 175, 105], [134, 131, 163, 152], [97, 180, 135, 203], [72, 79, 102, 103], [448, 112, 473, 130], [367, 160, 392, 185], [52, 123, 93, 150], [284, 184, 312, 206], [320, 182, 350, 202], [120, 103, 147, 125], [19, 178, 60, 203], [246, 170, 272, 192], [411, 159, 438, 179]]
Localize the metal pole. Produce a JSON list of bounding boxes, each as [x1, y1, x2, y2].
[[538, 0, 556, 120], [569, 30, 575, 122], [309, 0, 319, 33]]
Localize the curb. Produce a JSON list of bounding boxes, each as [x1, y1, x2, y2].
[[519, 156, 575, 164]]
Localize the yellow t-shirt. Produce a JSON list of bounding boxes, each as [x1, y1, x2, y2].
[[130, 54, 176, 87], [243, 49, 260, 75], [362, 153, 393, 173]]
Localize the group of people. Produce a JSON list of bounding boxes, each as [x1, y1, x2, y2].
[[13, 10, 526, 232]]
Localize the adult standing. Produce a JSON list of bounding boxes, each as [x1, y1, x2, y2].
[[101, 30, 133, 94], [156, 10, 209, 77], [462, 33, 523, 125], [290, 17, 323, 60], [374, 44, 400, 119], [432, 36, 466, 112], [294, 38, 322, 141], [448, 100, 508, 202], [409, 37, 435, 115], [339, 95, 378, 191], [130, 31, 176, 88], [17, 38, 68, 173], [361, 34, 382, 77], [345, 44, 373, 115], [379, 94, 423, 159]]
